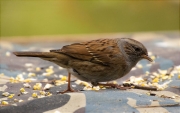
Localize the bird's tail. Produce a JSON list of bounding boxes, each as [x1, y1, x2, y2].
[[13, 52, 56, 58], [13, 51, 73, 68]]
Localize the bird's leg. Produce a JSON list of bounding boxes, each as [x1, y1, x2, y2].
[[60, 72, 76, 94], [97, 82, 130, 90]]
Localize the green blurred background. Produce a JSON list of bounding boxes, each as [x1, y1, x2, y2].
[[0, 0, 179, 38]]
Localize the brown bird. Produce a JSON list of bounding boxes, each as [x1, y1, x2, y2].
[[13, 38, 152, 93]]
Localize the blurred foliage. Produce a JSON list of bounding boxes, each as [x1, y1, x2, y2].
[[0, 0, 179, 38]]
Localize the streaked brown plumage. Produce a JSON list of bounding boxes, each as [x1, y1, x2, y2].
[[13, 38, 152, 93]]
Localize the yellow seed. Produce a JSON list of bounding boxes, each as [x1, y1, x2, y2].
[[46, 68, 53, 73], [2, 92, 10, 97], [99, 85, 104, 88], [151, 56, 156, 60], [20, 88, 25, 92], [36, 67, 41, 71], [19, 100, 23, 102], [112, 81, 117, 84], [40, 91, 46, 95], [136, 64, 143, 68], [10, 77, 14, 80], [81, 81, 90, 87], [145, 71, 150, 75], [1, 101, 8, 105], [168, 76, 172, 79], [8, 94, 15, 98], [178, 74, 180, 79], [146, 92, 150, 96], [23, 79, 31, 83], [32, 93, 38, 98], [46, 92, 52, 96], [140, 83, 146, 87], [14, 99, 18, 102], [162, 76, 168, 80], [0, 73, 5, 76], [92, 86, 100, 91], [33, 83, 42, 90], [28, 73, 36, 77], [10, 77, 15, 83], [61, 76, 67, 81], [152, 78, 159, 83], [55, 80, 67, 85]]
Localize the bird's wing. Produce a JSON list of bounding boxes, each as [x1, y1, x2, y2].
[[50, 39, 121, 65]]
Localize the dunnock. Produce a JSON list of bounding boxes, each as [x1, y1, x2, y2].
[[14, 38, 152, 93]]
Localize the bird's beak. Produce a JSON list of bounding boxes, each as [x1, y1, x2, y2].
[[141, 55, 153, 62]]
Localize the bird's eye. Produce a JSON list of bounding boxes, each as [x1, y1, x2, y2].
[[135, 47, 141, 52]]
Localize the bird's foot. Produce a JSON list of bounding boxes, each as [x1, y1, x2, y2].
[[114, 85, 131, 90], [98, 83, 130, 90]]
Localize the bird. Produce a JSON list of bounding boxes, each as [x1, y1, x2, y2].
[[13, 38, 152, 93]]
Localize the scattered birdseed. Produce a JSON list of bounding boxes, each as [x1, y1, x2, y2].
[[61, 76, 67, 81], [150, 56, 156, 60], [136, 64, 143, 68], [45, 92, 52, 96], [5, 51, 11, 57], [10, 77, 18, 83], [75, 80, 93, 89], [171, 96, 175, 99], [0, 73, 5, 76], [20, 88, 25, 93], [43, 84, 53, 90], [49, 66, 54, 69], [28, 73, 36, 77], [19, 100, 23, 102], [59, 67, 63, 70], [14, 99, 19, 102], [42, 78, 48, 82], [43, 72, 53, 76], [92, 86, 100, 91], [1, 101, 9, 105], [148, 52, 152, 56], [152, 78, 159, 83], [25, 63, 33, 67], [40, 91, 46, 95], [38, 95, 46, 98], [36, 67, 41, 71], [146, 64, 152, 67], [27, 68, 34, 72], [162, 76, 168, 80], [32, 93, 38, 98], [33, 83, 42, 90], [21, 92, 28, 95], [46, 68, 54, 73], [8, 94, 15, 98], [83, 86, 93, 90], [16, 74, 24, 81], [23, 83, 31, 88], [80, 81, 91, 87], [131, 67, 136, 71], [178, 74, 180, 79], [158, 69, 167, 75], [112, 81, 117, 84], [22, 72, 26, 75], [2, 92, 10, 97], [54, 80, 67, 86], [23, 79, 32, 83], [72, 85, 76, 87]]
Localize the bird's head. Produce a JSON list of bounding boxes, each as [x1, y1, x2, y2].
[[120, 38, 152, 62]]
